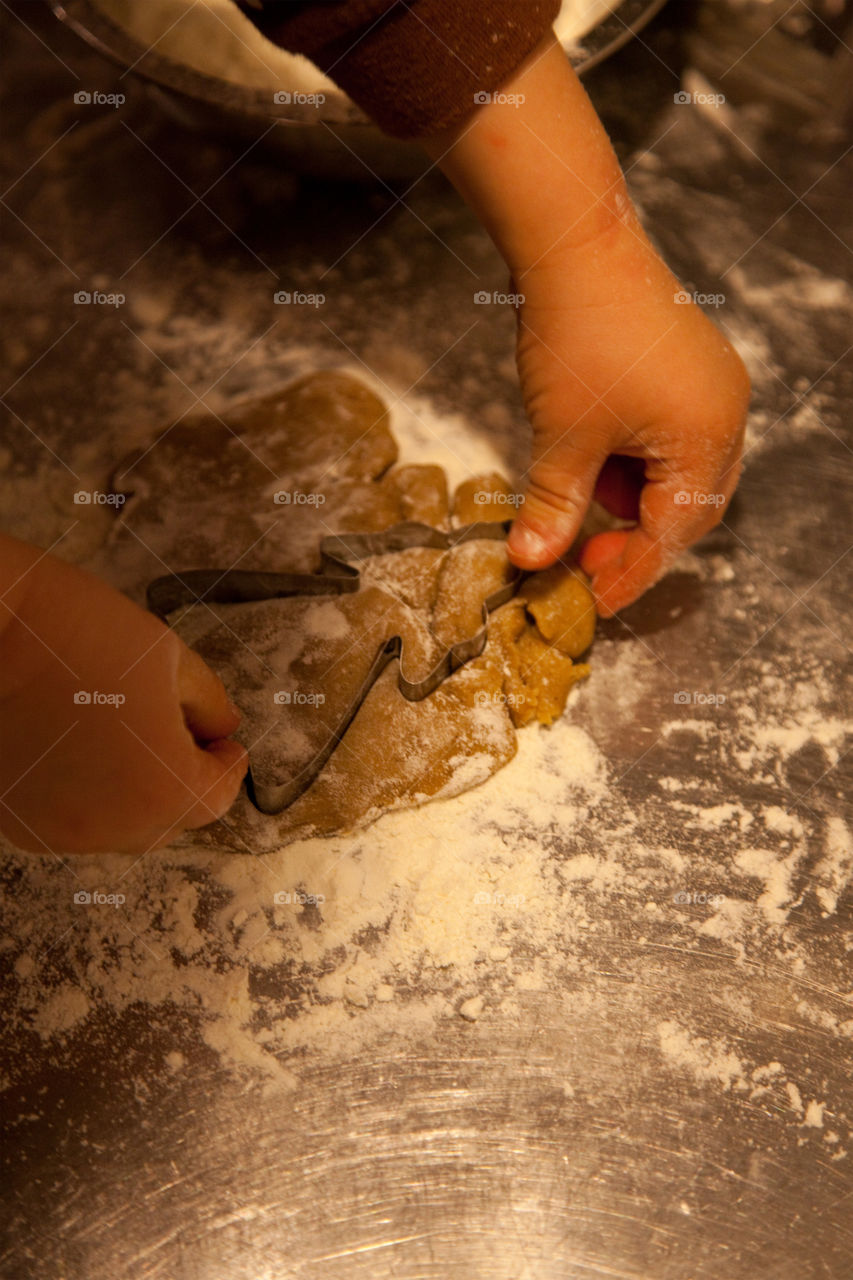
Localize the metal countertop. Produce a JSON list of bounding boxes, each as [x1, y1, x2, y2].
[[1, 2, 851, 1277]]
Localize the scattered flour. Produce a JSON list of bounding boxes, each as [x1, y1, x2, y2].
[[733, 846, 804, 926], [302, 599, 350, 641], [5, 658, 849, 1148], [812, 817, 853, 916], [4, 720, 613, 1082], [388, 390, 508, 490], [657, 1020, 749, 1092], [684, 802, 753, 831], [786, 1080, 805, 1114], [3, 350, 849, 1141], [803, 1099, 826, 1129], [29, 986, 91, 1038]]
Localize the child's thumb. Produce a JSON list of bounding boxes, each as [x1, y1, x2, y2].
[[506, 445, 603, 571], [153, 737, 248, 844], [177, 645, 242, 743]]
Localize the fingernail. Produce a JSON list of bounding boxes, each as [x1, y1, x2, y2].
[[509, 525, 548, 560], [228, 700, 242, 721]]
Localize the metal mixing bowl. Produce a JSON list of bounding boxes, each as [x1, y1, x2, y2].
[[47, 0, 669, 178]]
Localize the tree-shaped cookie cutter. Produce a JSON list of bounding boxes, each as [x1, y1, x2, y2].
[[147, 520, 521, 814]]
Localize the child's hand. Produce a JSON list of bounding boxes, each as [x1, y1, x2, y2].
[[509, 239, 749, 615], [0, 535, 247, 854], [423, 32, 750, 616]]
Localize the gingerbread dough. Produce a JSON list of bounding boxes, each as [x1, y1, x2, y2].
[[105, 372, 595, 851]]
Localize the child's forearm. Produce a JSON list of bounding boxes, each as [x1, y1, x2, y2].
[[421, 33, 656, 291], [419, 32, 749, 606]]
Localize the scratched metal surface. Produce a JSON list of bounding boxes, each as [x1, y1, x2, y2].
[[1, 2, 852, 1277]]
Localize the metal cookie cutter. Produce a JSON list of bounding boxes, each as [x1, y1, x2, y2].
[[147, 520, 521, 814]]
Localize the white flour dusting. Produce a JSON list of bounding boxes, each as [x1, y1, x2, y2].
[[3, 720, 609, 1087], [813, 817, 853, 916], [657, 1020, 749, 1092], [1, 127, 850, 1145], [2, 327, 850, 1151], [3, 634, 850, 1160]]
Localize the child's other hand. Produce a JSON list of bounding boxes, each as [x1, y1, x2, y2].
[[423, 34, 750, 617], [0, 537, 247, 854], [508, 239, 750, 615]]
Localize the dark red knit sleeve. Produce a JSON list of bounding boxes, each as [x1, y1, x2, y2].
[[237, 1, 561, 139]]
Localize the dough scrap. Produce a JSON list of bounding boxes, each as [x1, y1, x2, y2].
[[452, 472, 517, 524], [520, 564, 597, 658], [105, 373, 595, 850], [493, 602, 591, 729]]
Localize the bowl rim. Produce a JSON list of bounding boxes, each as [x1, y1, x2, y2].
[[47, 0, 671, 130]]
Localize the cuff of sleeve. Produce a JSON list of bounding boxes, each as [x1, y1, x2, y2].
[[245, 1, 562, 140]]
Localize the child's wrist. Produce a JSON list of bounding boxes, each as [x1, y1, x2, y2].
[[422, 34, 658, 297], [514, 218, 673, 316], [498, 184, 639, 281]]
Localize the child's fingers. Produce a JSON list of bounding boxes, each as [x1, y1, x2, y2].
[[580, 526, 668, 617], [578, 528, 629, 580], [507, 443, 606, 570], [155, 739, 249, 847], [593, 455, 645, 520], [142, 646, 249, 841], [190, 736, 248, 823], [177, 644, 242, 742], [581, 458, 738, 616], [109, 739, 249, 852]]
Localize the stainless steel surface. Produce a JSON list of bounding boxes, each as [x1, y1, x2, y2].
[[1, 2, 851, 1277]]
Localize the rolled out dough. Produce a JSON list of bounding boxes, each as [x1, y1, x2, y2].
[[107, 371, 595, 851]]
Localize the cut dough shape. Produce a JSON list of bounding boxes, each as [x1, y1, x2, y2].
[[105, 372, 595, 851]]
